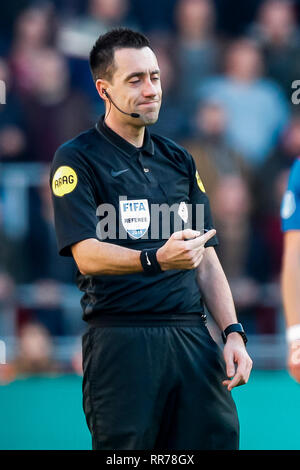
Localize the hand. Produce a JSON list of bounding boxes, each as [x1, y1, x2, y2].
[[287, 340, 300, 383], [156, 228, 216, 271], [222, 332, 253, 391]]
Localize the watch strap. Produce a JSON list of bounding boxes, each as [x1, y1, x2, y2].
[[222, 323, 248, 345]]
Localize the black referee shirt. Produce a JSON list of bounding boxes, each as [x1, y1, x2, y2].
[[50, 116, 218, 320]]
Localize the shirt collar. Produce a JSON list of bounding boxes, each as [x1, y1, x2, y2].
[[96, 115, 155, 157]]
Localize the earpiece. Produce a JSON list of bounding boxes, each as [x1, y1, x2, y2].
[[102, 89, 140, 119]]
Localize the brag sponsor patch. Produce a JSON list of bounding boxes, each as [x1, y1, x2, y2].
[[52, 166, 78, 197], [195, 170, 205, 192], [281, 190, 296, 219], [120, 199, 150, 239]]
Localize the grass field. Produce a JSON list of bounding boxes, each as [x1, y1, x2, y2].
[[0, 370, 299, 450]]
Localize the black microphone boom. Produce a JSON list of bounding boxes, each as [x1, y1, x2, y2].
[[104, 90, 140, 118]]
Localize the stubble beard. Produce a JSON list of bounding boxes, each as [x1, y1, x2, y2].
[[140, 108, 161, 126]]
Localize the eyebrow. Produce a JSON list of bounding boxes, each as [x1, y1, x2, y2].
[[124, 69, 160, 81]]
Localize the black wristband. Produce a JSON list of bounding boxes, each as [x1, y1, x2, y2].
[[140, 248, 163, 275], [221, 323, 248, 345]]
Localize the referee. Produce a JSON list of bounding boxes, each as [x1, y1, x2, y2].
[[50, 28, 252, 450]]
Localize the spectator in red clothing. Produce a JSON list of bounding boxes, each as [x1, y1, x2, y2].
[[0, 322, 61, 384], [10, 4, 57, 97], [22, 48, 93, 162]]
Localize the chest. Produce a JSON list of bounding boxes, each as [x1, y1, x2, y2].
[[90, 152, 192, 243]]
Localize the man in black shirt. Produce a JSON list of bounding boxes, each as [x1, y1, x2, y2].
[[50, 28, 252, 450]]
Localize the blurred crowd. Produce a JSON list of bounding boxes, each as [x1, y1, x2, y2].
[[0, 0, 300, 379]]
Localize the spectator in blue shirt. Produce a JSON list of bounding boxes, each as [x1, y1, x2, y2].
[[198, 39, 290, 168]]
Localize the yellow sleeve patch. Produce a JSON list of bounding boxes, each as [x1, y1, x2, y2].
[[52, 166, 78, 197], [195, 170, 205, 192]]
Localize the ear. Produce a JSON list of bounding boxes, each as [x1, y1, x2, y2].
[[96, 79, 109, 101]]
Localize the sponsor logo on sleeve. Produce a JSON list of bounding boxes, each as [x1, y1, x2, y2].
[[52, 166, 78, 197], [281, 190, 296, 219], [195, 170, 205, 192]]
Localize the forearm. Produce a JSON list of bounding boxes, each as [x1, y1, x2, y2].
[[72, 238, 143, 275], [72, 229, 216, 277], [282, 251, 300, 327], [197, 247, 238, 331]]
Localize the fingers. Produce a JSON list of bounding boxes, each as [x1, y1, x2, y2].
[[222, 370, 245, 391], [189, 250, 204, 269], [169, 228, 216, 270], [184, 229, 216, 250], [172, 229, 201, 241], [288, 341, 300, 383], [225, 352, 236, 380], [222, 349, 253, 391], [288, 365, 300, 383]]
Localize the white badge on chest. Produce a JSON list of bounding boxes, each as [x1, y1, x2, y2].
[[120, 199, 150, 239]]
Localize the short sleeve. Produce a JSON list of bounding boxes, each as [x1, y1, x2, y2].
[[281, 159, 300, 232], [187, 152, 218, 248], [50, 144, 98, 256]]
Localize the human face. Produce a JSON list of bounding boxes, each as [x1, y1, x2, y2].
[[105, 47, 162, 126]]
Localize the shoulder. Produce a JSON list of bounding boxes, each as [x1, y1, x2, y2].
[[50, 128, 99, 188], [288, 158, 300, 192], [52, 127, 96, 165], [290, 157, 300, 175], [258, 78, 286, 100], [281, 159, 300, 224], [150, 132, 193, 164]]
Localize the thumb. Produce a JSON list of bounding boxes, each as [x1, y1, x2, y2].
[[172, 229, 200, 240]]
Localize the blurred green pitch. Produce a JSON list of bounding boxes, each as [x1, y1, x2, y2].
[[0, 370, 299, 450]]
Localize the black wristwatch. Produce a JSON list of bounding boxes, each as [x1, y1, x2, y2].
[[221, 323, 248, 345]]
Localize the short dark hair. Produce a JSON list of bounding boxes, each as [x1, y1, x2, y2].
[[89, 28, 151, 83]]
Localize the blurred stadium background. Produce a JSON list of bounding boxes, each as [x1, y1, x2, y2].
[[0, 0, 300, 450]]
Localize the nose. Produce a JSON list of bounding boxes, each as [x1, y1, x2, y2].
[[142, 77, 159, 98]]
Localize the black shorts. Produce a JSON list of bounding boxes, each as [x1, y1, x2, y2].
[[82, 314, 239, 450]]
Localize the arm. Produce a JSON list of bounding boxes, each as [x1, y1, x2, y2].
[[281, 231, 300, 382], [72, 238, 143, 275], [197, 247, 253, 390], [72, 229, 216, 276], [281, 231, 300, 328]]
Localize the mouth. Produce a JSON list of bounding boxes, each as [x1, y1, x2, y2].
[[138, 101, 159, 106]]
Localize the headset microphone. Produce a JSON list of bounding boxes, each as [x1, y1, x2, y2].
[[103, 90, 140, 118]]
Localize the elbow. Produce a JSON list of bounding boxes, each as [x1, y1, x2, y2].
[[78, 266, 88, 276], [71, 239, 107, 276], [73, 256, 94, 276], [76, 261, 89, 276], [76, 258, 104, 276], [71, 242, 96, 276], [77, 258, 101, 276]]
